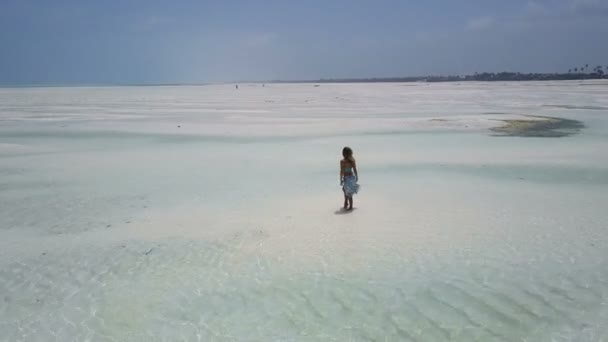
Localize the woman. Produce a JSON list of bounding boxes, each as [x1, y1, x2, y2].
[[340, 146, 359, 210]]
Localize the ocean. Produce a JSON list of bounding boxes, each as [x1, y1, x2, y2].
[[1, 81, 607, 341]]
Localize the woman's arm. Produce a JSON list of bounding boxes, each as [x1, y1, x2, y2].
[[339, 160, 344, 184], [353, 160, 358, 181]]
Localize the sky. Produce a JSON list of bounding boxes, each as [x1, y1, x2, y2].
[[1, 0, 607, 85]]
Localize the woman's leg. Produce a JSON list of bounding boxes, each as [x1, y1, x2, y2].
[[343, 192, 348, 209], [348, 196, 353, 210]]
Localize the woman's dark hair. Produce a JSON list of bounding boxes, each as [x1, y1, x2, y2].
[[342, 146, 354, 163]]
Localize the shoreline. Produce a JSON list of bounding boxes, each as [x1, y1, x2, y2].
[[2, 76, 608, 89]]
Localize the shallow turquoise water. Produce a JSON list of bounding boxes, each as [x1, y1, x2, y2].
[[1, 82, 607, 341]]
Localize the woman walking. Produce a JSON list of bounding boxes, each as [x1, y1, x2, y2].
[[340, 147, 359, 210]]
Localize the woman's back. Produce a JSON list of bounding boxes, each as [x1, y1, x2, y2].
[[341, 159, 354, 172], [340, 147, 359, 210]]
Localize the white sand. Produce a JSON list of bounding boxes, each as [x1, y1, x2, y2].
[[1, 81, 608, 341]]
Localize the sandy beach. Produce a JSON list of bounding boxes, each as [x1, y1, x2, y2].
[[1, 81, 608, 341]]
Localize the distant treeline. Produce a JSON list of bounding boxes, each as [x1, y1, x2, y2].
[[269, 69, 608, 84]]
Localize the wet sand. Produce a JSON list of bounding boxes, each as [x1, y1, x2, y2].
[[1, 81, 608, 340]]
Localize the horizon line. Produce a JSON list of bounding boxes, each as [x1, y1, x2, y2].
[[1, 70, 606, 88]]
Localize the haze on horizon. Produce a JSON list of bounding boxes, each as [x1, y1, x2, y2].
[[1, 0, 607, 85]]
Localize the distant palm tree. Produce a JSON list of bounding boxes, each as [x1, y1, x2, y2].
[[568, 69, 572, 73], [574, 67, 578, 72]]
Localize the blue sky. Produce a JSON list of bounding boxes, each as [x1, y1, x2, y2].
[[1, 0, 607, 84]]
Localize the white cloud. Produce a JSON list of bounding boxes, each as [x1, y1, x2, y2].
[[466, 16, 495, 31], [518, 0, 608, 21]]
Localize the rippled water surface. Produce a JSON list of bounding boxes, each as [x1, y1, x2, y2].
[[1, 81, 608, 341]]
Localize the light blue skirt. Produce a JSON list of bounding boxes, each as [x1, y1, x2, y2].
[[342, 175, 359, 196]]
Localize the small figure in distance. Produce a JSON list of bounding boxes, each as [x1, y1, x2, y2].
[[340, 146, 359, 210]]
